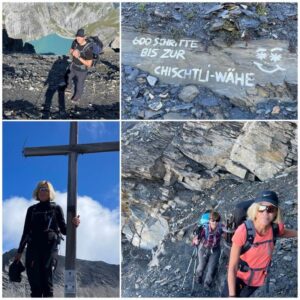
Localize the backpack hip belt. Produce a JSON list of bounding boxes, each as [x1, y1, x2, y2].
[[239, 258, 270, 286]]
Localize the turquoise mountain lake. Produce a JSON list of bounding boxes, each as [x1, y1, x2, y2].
[[29, 33, 73, 55]]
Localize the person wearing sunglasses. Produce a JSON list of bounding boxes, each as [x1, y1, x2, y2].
[[222, 190, 297, 297], [14, 180, 80, 297], [193, 211, 224, 289]]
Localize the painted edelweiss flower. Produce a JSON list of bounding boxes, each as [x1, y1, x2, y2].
[[256, 50, 267, 61], [270, 52, 282, 62]]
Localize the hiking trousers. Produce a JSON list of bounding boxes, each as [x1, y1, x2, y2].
[[221, 277, 258, 297], [26, 243, 57, 297], [196, 245, 221, 285], [67, 64, 88, 99]]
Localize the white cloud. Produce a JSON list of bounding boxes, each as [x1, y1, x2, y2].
[[80, 123, 106, 141], [3, 192, 120, 264]]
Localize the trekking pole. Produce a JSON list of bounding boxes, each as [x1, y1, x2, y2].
[[265, 262, 272, 295], [181, 247, 197, 290], [191, 247, 198, 295], [265, 277, 270, 295]]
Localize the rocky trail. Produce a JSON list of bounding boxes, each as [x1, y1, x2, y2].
[[121, 121, 297, 297], [122, 3, 297, 120], [122, 170, 297, 297], [3, 51, 119, 120]]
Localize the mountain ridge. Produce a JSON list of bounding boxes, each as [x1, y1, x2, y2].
[[3, 3, 119, 46], [3, 249, 120, 297]]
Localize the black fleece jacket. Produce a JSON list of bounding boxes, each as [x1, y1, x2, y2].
[[17, 201, 66, 253]]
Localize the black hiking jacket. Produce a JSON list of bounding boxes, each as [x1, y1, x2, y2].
[[17, 201, 66, 253]]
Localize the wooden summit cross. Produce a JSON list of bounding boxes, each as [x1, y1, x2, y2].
[[23, 122, 119, 297]]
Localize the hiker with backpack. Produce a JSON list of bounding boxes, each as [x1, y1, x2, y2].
[[222, 190, 297, 297], [192, 211, 224, 289], [14, 180, 80, 297], [65, 28, 94, 103]]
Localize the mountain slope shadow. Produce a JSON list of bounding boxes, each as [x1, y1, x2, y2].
[[43, 55, 69, 118], [3, 100, 41, 119]]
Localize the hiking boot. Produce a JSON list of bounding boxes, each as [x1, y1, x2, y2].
[[71, 96, 80, 103]]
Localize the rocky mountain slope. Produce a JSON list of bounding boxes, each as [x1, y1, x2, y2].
[[2, 3, 120, 120], [3, 3, 119, 46], [121, 121, 297, 297], [122, 3, 297, 119], [3, 249, 119, 297], [3, 52, 119, 119]]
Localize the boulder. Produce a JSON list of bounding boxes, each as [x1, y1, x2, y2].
[[178, 85, 199, 102], [123, 30, 297, 110], [225, 160, 248, 179], [123, 203, 169, 249], [230, 122, 296, 180]]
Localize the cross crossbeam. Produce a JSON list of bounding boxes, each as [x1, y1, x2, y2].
[[23, 142, 119, 157]]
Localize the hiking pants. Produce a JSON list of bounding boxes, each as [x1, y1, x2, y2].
[[221, 277, 258, 297], [26, 243, 57, 297], [67, 65, 88, 99], [196, 246, 221, 285]]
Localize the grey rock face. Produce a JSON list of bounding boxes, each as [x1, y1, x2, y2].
[[122, 122, 297, 253], [123, 31, 297, 109], [122, 169, 297, 297], [122, 122, 180, 180], [3, 3, 119, 47], [3, 249, 119, 297], [230, 122, 297, 180], [224, 160, 248, 179], [123, 121, 296, 187], [122, 202, 169, 249], [122, 3, 297, 120], [3, 29, 35, 54]]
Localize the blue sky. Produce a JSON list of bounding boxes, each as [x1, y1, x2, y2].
[[3, 121, 120, 262], [3, 121, 119, 209]]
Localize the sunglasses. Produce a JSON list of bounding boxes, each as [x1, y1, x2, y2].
[[39, 187, 49, 192], [258, 205, 277, 214]]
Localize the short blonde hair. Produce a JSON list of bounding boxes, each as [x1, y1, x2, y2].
[[247, 202, 282, 224], [33, 180, 56, 201]]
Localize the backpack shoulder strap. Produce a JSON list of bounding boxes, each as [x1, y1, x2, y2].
[[203, 223, 210, 240], [80, 41, 93, 55], [47, 202, 59, 232], [195, 224, 203, 236], [271, 222, 279, 245], [50, 201, 56, 208], [73, 40, 79, 50], [218, 223, 224, 236], [241, 219, 256, 255]]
